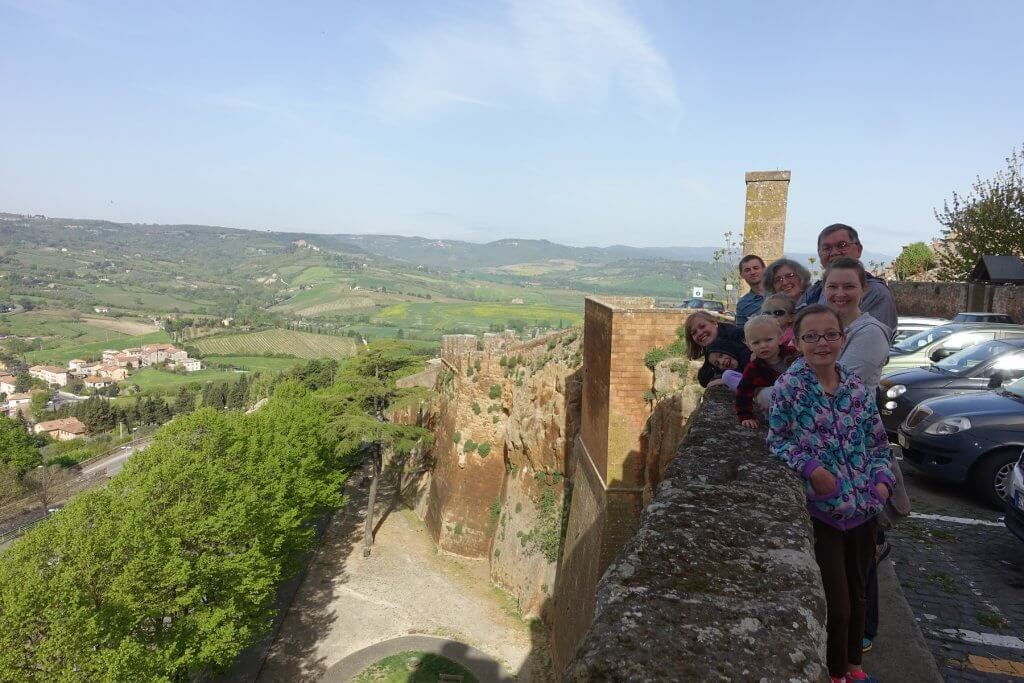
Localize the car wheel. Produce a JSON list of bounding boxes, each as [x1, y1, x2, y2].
[[972, 449, 1019, 509]]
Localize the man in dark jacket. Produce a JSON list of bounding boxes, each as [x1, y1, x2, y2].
[[798, 224, 897, 335]]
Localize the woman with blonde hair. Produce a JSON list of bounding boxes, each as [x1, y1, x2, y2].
[[684, 310, 746, 387]]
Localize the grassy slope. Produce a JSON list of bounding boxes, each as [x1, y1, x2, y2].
[[24, 330, 173, 364], [130, 367, 244, 395]]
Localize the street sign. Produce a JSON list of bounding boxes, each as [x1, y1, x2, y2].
[[692, 287, 703, 298]]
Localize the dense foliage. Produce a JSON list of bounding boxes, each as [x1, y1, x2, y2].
[[0, 343, 433, 681], [893, 241, 936, 280], [936, 145, 1024, 280]]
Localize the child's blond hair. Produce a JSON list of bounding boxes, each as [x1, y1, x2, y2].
[[744, 315, 781, 339]]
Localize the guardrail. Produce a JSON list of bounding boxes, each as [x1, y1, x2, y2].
[[0, 438, 153, 523], [0, 515, 46, 545]]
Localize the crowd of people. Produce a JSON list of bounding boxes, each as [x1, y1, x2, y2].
[[686, 223, 904, 683]]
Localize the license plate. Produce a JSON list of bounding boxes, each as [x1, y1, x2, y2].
[[898, 432, 909, 449], [1015, 491, 1024, 513]]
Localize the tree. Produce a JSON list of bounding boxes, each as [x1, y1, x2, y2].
[[323, 343, 434, 555], [30, 390, 53, 416], [712, 230, 742, 307], [173, 385, 195, 414], [23, 464, 72, 511], [935, 145, 1024, 281], [0, 415, 41, 473], [893, 242, 936, 280], [14, 371, 32, 393]]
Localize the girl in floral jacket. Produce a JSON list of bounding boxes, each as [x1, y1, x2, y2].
[[768, 304, 893, 683]]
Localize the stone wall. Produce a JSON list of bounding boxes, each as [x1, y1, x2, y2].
[[890, 281, 1024, 321], [566, 386, 826, 681]]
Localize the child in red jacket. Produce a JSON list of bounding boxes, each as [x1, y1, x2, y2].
[[737, 316, 798, 428]]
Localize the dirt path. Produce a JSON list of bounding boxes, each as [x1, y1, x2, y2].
[[256, 468, 539, 682]]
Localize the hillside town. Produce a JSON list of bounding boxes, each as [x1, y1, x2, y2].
[[0, 342, 201, 436]]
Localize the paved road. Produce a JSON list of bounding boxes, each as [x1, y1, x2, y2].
[[890, 460, 1024, 681], [320, 635, 515, 683]]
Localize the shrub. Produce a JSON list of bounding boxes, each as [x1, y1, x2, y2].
[[644, 348, 669, 370], [463, 439, 477, 454], [478, 442, 491, 457], [453, 523, 463, 535], [453, 432, 461, 444], [489, 384, 502, 399], [471, 402, 481, 415]]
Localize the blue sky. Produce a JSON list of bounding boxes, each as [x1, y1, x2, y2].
[[1, 1, 1021, 255]]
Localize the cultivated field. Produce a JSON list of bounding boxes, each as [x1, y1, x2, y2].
[[192, 329, 357, 359], [81, 316, 158, 335], [373, 301, 583, 333]]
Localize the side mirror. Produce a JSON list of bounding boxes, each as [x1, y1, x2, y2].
[[929, 347, 954, 362]]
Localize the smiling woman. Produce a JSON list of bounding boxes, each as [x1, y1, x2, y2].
[[762, 258, 811, 303]]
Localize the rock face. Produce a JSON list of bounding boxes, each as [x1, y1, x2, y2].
[[422, 330, 583, 565], [566, 386, 827, 682]]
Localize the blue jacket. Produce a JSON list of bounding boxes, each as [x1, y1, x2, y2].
[[767, 358, 894, 530], [734, 290, 765, 330]]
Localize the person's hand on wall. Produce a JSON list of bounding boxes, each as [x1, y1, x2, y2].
[[741, 419, 758, 429]]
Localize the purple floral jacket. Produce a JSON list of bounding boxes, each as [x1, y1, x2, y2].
[[767, 358, 894, 530]]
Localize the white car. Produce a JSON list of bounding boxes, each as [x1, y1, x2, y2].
[[893, 316, 950, 344]]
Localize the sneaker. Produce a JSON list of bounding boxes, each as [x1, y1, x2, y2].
[[846, 669, 879, 682], [876, 541, 891, 562], [862, 637, 873, 653]]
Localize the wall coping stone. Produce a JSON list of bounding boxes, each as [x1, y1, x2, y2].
[[566, 386, 827, 681], [745, 170, 792, 183]]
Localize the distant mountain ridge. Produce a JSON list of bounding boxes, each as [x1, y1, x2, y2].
[[329, 234, 892, 270], [1, 212, 891, 269]]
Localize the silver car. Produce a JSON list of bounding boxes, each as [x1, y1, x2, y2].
[[884, 323, 1024, 375]]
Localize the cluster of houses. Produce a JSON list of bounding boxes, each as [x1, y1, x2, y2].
[[0, 344, 202, 437], [23, 343, 202, 391]]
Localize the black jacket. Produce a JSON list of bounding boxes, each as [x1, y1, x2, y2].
[[697, 323, 748, 387]]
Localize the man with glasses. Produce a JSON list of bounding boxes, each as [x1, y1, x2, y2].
[[734, 254, 766, 329], [798, 223, 897, 335]]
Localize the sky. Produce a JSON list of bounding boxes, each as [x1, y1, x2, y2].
[[1, 1, 1022, 256]]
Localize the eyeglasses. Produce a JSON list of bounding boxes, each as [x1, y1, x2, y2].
[[764, 309, 790, 317], [799, 330, 843, 344], [820, 240, 856, 255], [772, 272, 798, 284]]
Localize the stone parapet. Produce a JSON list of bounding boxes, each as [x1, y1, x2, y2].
[[742, 170, 791, 286], [566, 386, 826, 681]]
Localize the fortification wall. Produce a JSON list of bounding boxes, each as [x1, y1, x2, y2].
[[890, 281, 1024, 321], [549, 297, 692, 673], [567, 386, 827, 681]]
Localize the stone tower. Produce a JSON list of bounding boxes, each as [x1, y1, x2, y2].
[[741, 171, 791, 283]]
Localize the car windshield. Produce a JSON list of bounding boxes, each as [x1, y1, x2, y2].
[[934, 340, 1012, 373], [893, 326, 955, 352]]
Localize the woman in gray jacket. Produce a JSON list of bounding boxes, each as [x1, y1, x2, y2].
[[823, 257, 891, 394]]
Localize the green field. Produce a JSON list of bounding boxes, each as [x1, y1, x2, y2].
[[192, 328, 357, 359], [199, 355, 306, 372], [373, 301, 583, 333], [0, 310, 130, 347], [24, 330, 173, 364], [130, 367, 244, 395]]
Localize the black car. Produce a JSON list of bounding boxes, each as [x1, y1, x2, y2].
[[879, 339, 1024, 437], [680, 298, 725, 314], [897, 377, 1024, 508]]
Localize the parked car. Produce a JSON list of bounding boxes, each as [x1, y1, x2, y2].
[[1006, 449, 1024, 542], [879, 339, 1024, 437], [953, 312, 1016, 324], [893, 316, 950, 344], [680, 298, 726, 314], [897, 377, 1024, 507], [884, 323, 1024, 375]]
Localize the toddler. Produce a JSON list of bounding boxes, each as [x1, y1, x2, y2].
[[736, 316, 797, 428]]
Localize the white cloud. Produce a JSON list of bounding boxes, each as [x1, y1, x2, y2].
[[369, 0, 680, 123]]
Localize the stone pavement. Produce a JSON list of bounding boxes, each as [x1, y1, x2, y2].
[[886, 466, 1024, 682]]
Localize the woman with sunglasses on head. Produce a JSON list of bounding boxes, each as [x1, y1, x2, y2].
[[768, 304, 893, 683], [762, 258, 812, 304], [760, 293, 796, 346]]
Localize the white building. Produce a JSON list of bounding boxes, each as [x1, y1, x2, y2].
[[29, 365, 68, 387]]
